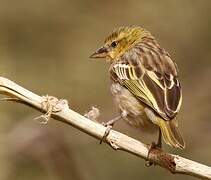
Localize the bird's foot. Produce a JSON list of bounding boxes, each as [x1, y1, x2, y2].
[[34, 95, 69, 124], [100, 111, 127, 144], [145, 142, 161, 167], [100, 120, 115, 144]]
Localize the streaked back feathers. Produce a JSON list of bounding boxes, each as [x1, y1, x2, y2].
[[110, 38, 182, 120]]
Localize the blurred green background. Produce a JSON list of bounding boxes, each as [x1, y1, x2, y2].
[[0, 0, 211, 179]]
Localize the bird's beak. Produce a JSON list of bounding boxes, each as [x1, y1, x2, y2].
[[90, 46, 108, 58]]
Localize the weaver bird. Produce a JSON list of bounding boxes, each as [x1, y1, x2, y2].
[[90, 26, 185, 149]]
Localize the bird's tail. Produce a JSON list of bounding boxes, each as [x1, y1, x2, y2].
[[158, 118, 185, 149]]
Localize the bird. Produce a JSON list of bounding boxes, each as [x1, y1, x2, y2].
[[90, 26, 185, 150]]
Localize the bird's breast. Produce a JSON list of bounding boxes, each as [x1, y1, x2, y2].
[[110, 82, 156, 132], [110, 82, 145, 116]]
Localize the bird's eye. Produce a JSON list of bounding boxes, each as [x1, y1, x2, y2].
[[111, 41, 117, 48]]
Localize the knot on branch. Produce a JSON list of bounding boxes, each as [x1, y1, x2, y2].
[[148, 148, 176, 173], [35, 95, 69, 124]]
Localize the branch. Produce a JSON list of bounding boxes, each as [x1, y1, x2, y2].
[[0, 76, 210, 179]]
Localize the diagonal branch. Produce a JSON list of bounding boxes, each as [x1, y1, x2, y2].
[[0, 76, 210, 179]]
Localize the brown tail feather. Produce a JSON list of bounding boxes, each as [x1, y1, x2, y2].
[[158, 118, 185, 149]]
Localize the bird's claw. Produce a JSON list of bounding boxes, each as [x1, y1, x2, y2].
[[100, 122, 113, 144], [100, 111, 127, 144], [145, 142, 157, 167]]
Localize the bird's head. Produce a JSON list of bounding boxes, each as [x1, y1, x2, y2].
[[90, 26, 151, 61]]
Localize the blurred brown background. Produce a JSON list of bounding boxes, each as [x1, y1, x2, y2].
[[0, 0, 211, 180]]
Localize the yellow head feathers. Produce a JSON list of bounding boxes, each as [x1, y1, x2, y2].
[[90, 26, 152, 60], [104, 26, 149, 44]]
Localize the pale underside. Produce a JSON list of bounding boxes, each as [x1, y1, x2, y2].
[[110, 82, 157, 133]]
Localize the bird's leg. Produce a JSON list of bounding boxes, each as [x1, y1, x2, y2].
[[100, 116, 121, 144], [156, 128, 162, 148], [145, 128, 162, 166], [100, 110, 127, 144]]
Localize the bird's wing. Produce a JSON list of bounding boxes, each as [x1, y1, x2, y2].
[[110, 45, 182, 120]]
